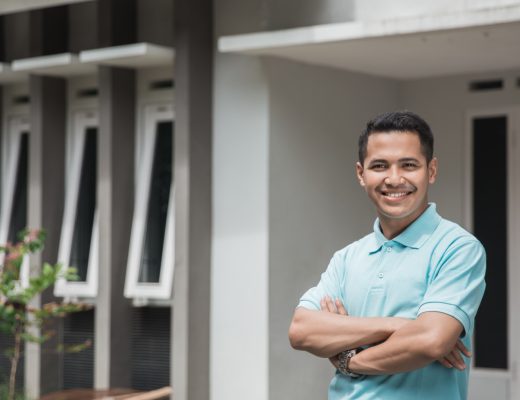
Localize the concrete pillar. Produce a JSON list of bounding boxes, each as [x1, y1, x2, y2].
[[27, 75, 66, 398], [95, 66, 135, 389], [172, 0, 213, 398]]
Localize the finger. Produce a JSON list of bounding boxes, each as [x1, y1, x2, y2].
[[445, 351, 465, 371], [451, 349, 466, 369], [443, 352, 458, 369], [456, 340, 472, 358], [335, 299, 348, 316], [320, 298, 327, 311], [438, 357, 453, 369], [326, 296, 337, 313]]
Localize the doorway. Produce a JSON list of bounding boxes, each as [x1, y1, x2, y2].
[[466, 108, 520, 400]]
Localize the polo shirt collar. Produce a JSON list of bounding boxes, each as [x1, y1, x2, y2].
[[369, 203, 442, 253]]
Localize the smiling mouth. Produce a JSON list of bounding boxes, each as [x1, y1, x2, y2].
[[380, 190, 414, 199]]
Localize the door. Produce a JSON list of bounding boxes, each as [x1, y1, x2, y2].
[[466, 108, 520, 400]]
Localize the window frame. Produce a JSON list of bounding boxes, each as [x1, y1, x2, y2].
[[55, 109, 99, 298], [125, 103, 175, 299], [0, 115, 30, 285]]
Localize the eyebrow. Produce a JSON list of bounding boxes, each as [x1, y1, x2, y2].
[[399, 157, 421, 163], [367, 157, 421, 166], [367, 159, 388, 166]]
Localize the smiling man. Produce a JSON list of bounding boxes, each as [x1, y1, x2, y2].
[[289, 111, 486, 400]]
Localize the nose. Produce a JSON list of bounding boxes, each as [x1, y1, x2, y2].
[[384, 166, 403, 186]]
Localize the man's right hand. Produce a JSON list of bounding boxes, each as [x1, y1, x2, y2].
[[319, 296, 348, 370]]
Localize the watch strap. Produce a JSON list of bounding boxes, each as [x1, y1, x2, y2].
[[338, 348, 363, 378]]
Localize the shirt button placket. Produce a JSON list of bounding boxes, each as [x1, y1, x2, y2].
[[379, 243, 393, 281]]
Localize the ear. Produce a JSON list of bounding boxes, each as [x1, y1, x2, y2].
[[356, 162, 366, 187], [428, 157, 438, 184]]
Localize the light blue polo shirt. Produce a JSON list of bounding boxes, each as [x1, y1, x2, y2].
[[298, 203, 486, 400]]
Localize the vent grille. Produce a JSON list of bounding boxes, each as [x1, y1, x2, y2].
[[12, 95, 30, 105], [76, 88, 98, 98], [469, 79, 503, 92], [131, 307, 171, 390], [149, 80, 174, 90], [63, 310, 95, 389], [0, 332, 24, 389]]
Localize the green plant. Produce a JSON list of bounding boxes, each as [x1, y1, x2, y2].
[[0, 229, 89, 400], [0, 382, 26, 400]]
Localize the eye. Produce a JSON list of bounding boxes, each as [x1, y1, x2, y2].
[[402, 162, 419, 169], [369, 163, 387, 170]]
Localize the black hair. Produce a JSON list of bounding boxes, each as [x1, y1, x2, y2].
[[358, 111, 434, 164]]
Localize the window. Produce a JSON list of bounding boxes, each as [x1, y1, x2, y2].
[[55, 110, 98, 298], [125, 104, 174, 299], [0, 116, 30, 284]]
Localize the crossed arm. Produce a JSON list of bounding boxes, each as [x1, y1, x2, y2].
[[288, 297, 470, 374]]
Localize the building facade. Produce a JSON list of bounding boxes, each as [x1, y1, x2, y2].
[[0, 1, 518, 400], [0, 1, 211, 399]]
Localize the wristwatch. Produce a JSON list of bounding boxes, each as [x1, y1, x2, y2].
[[338, 348, 363, 378]]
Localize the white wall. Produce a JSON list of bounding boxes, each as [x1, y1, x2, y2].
[[211, 53, 270, 400], [212, 2, 272, 398]]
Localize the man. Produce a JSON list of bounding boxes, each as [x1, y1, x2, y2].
[[288, 111, 486, 400]]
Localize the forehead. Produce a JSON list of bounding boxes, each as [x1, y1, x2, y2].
[[365, 131, 423, 161]]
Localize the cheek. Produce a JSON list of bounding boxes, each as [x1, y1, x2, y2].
[[407, 171, 429, 185]]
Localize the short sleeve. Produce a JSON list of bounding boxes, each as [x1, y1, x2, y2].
[[418, 239, 486, 337], [298, 250, 346, 311]]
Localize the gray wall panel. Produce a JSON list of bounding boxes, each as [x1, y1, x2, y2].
[[137, 0, 173, 47], [173, 0, 212, 398], [28, 75, 66, 397], [4, 12, 31, 61], [68, 1, 97, 52], [96, 66, 135, 389]]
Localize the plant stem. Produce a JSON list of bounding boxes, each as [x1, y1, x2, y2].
[[8, 329, 21, 400]]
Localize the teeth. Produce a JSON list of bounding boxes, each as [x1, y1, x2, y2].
[[385, 192, 408, 198]]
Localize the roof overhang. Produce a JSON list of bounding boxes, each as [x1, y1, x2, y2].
[[0, 0, 93, 15], [219, 5, 520, 80]]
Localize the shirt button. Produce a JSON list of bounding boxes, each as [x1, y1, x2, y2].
[[386, 247, 392, 252], [378, 272, 384, 279]]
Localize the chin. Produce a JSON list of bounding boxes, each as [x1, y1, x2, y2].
[[378, 202, 425, 221]]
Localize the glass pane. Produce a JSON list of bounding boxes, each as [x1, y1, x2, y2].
[[70, 128, 97, 282], [138, 121, 173, 283], [7, 133, 29, 243], [473, 116, 508, 369]]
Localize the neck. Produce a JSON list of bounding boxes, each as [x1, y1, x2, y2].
[[379, 219, 411, 240], [379, 203, 429, 240]]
